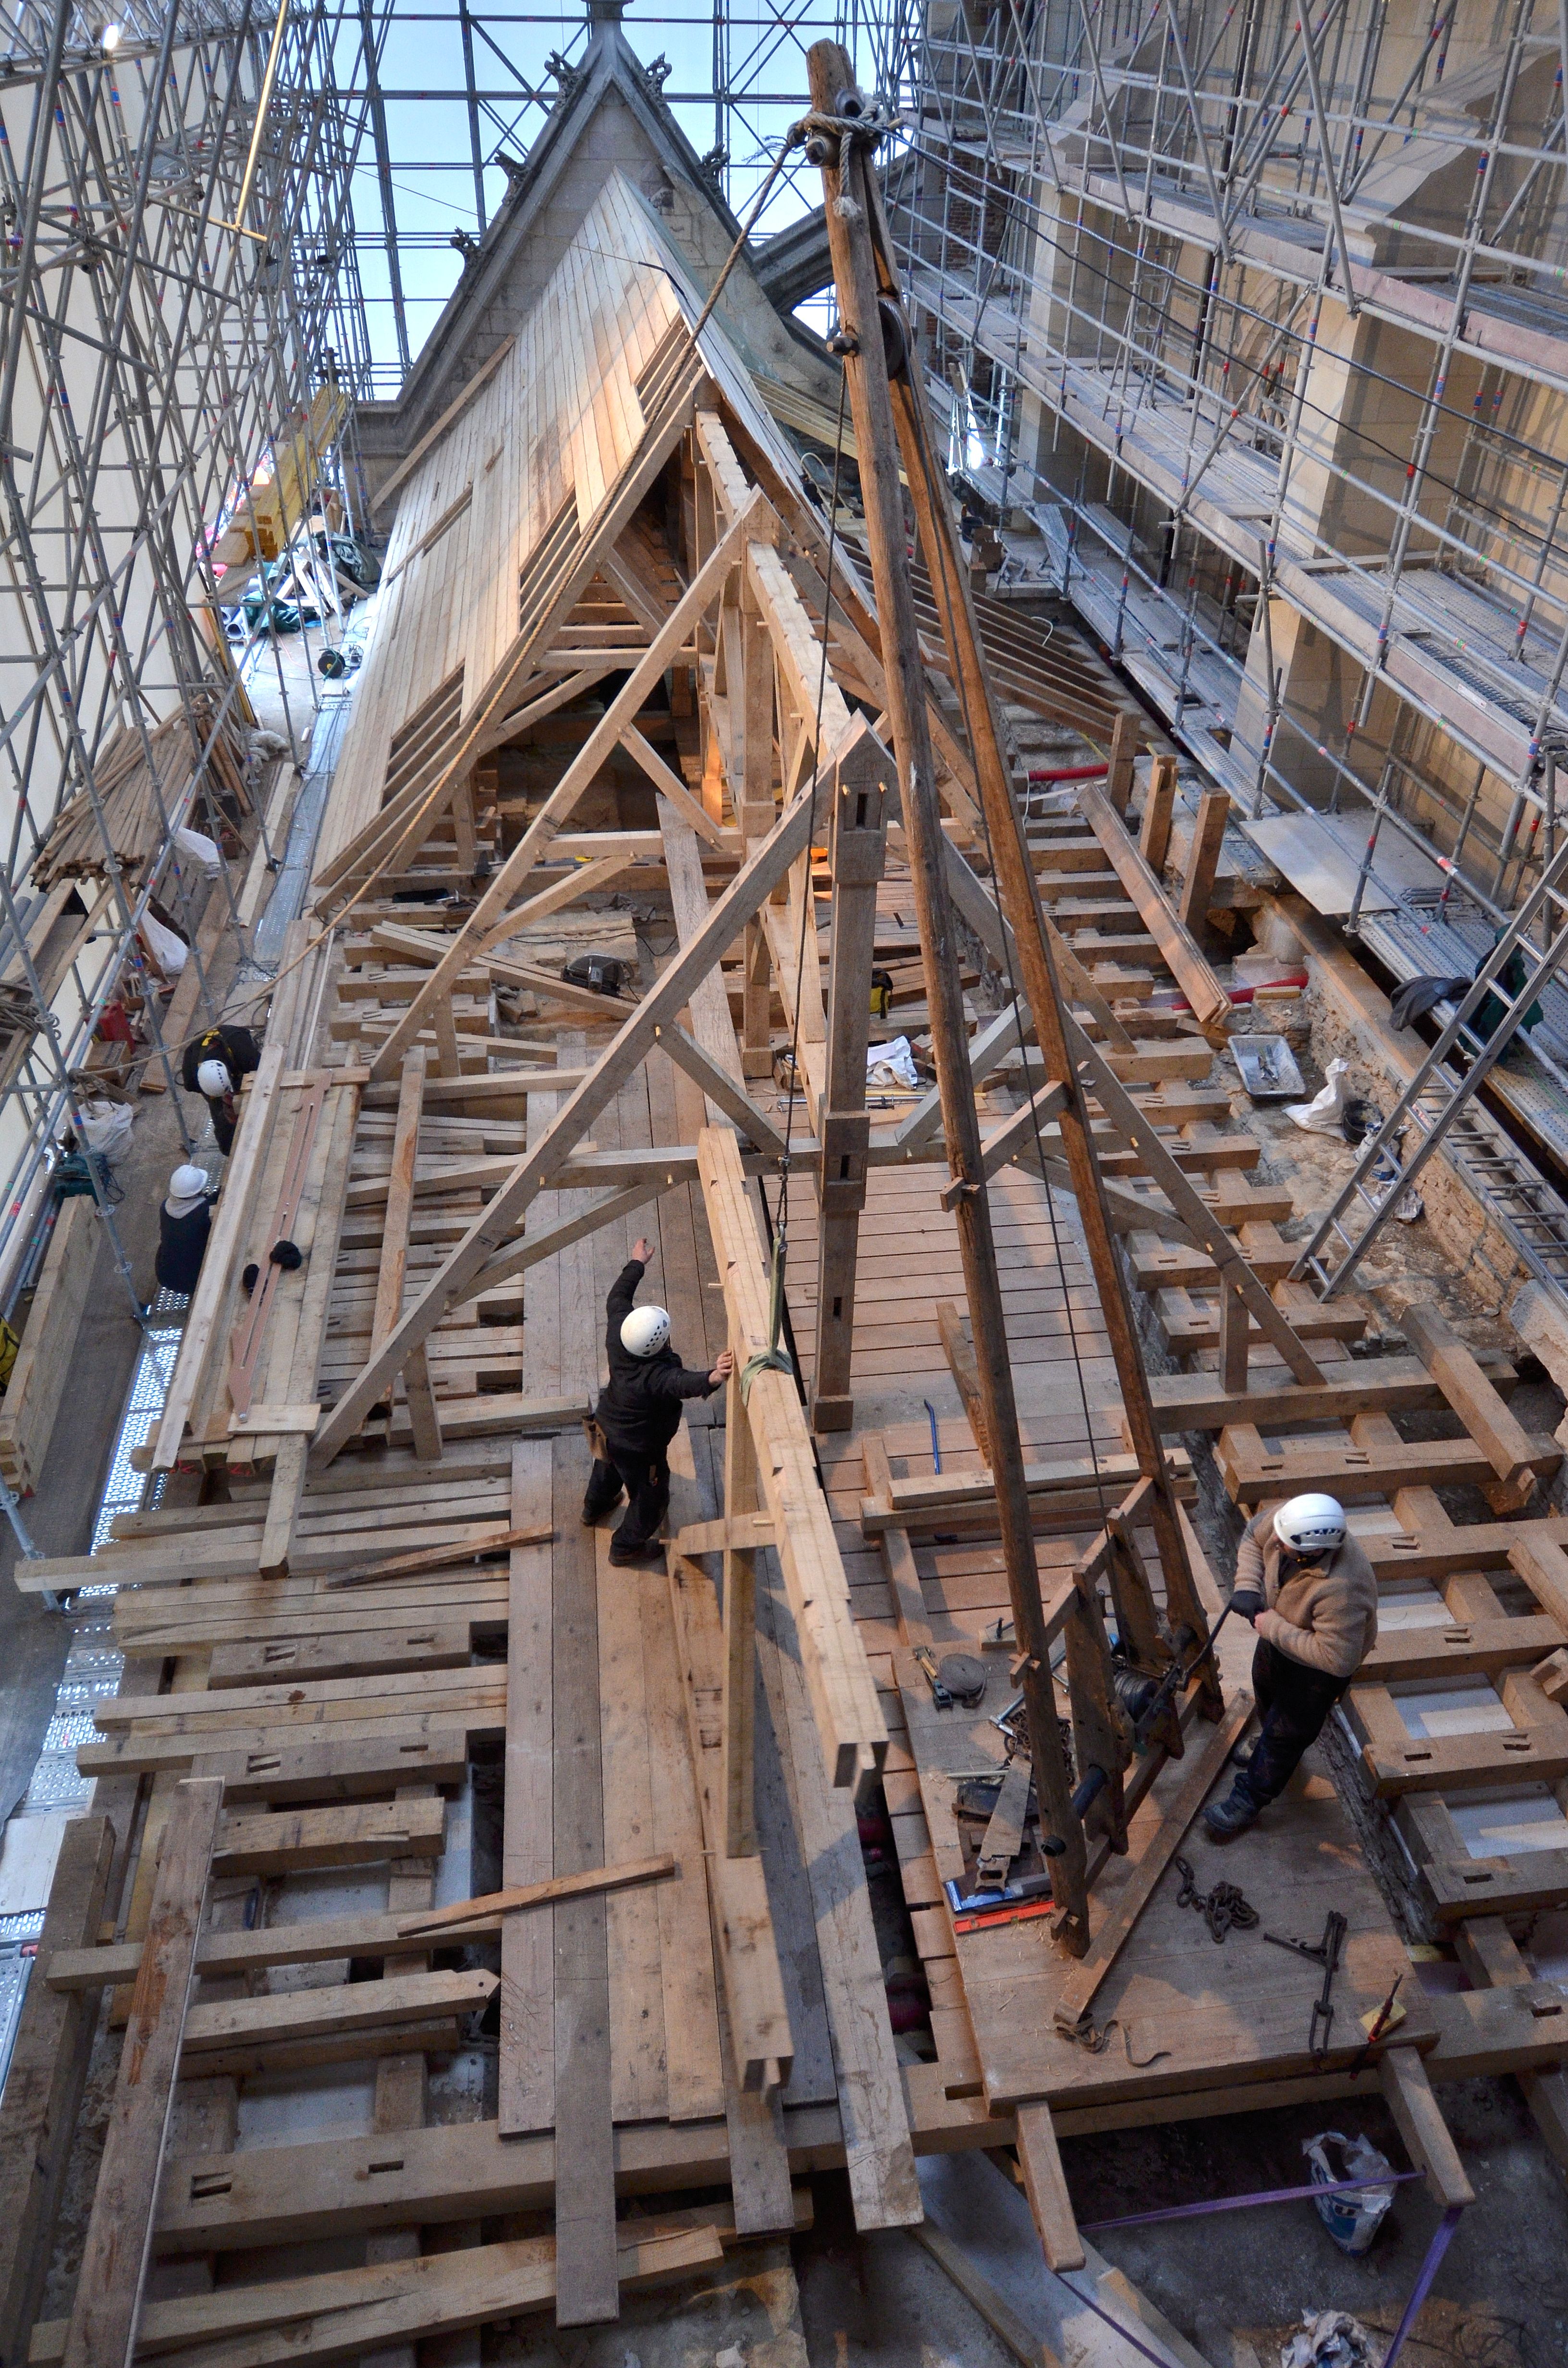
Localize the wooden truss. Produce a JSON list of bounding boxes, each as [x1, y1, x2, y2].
[[12, 129, 1568, 2360]]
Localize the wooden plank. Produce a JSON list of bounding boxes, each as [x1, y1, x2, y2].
[[372, 335, 516, 515], [313, 753, 831, 1454], [813, 736, 890, 1426], [0, 1196, 97, 1492], [28, 2206, 785, 2362], [363, 496, 766, 1084], [370, 1046, 428, 1420], [594, 1528, 670, 2122], [0, 1818, 114, 2366], [1139, 753, 1176, 871], [1400, 1301, 1546, 1502], [1450, 1918, 1568, 2171], [61, 1776, 224, 2368], [77, 1710, 500, 1782], [666, 1549, 795, 2093], [47, 1900, 521, 1994], [1378, 2044, 1476, 2207], [698, 1124, 887, 1788], [147, 2103, 846, 2254], [1176, 790, 1229, 931], [658, 797, 747, 1094], [636, 1558, 726, 2121], [1076, 778, 1229, 1035], [548, 1433, 618, 2327], [46, 2224, 725, 2368], [211, 1796, 448, 1876], [665, 1542, 796, 2230], [501, 1438, 555, 2132], [208, 1626, 473, 1687], [182, 1968, 495, 2058], [756, 1548, 920, 2231], [401, 1853, 676, 1936], [153, 1039, 289, 1468], [1146, 1358, 1444, 1432], [1051, 1691, 1254, 2034], [1014, 2101, 1086, 2271]]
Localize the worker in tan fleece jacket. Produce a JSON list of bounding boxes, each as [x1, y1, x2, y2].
[[1204, 1492, 1380, 1840]]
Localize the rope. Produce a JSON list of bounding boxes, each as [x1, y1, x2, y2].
[[739, 1221, 794, 1402]]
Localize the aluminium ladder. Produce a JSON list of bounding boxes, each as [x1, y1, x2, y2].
[[1297, 834, 1568, 1298]]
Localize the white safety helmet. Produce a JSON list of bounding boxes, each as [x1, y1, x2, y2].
[[1273, 1492, 1347, 1558], [196, 1058, 232, 1098], [621, 1304, 672, 1358], [170, 1164, 208, 1199]]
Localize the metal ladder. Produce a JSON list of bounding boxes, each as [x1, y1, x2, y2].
[[1297, 834, 1568, 1297]]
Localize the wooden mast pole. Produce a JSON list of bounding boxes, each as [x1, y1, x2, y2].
[[816, 46, 1220, 1717], [806, 48, 1090, 1949]]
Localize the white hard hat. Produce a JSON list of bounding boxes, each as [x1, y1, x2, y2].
[[196, 1058, 232, 1097], [621, 1304, 672, 1358], [1273, 1493, 1347, 1557], [170, 1164, 208, 1198]]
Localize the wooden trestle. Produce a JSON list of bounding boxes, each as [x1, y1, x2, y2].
[[5, 135, 1568, 2368]]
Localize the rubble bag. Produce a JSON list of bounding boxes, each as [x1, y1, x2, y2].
[[1303, 2129, 1395, 2254]]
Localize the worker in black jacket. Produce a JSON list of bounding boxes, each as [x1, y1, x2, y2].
[[181, 1020, 260, 1157], [154, 1164, 218, 1297], [583, 1238, 733, 1566]]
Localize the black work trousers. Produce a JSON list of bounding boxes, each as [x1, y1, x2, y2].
[[584, 1448, 670, 1554], [1238, 1637, 1349, 1803], [208, 1093, 237, 1157]]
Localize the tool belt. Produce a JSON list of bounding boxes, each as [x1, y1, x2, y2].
[[582, 1408, 610, 1463]]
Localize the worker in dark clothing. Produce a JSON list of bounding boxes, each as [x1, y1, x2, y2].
[[181, 1021, 259, 1157], [154, 1164, 218, 1297], [583, 1237, 733, 1566], [1204, 1492, 1379, 1840]]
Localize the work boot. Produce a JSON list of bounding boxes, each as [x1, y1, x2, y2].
[[1228, 1738, 1256, 1771], [1203, 1781, 1262, 1842], [608, 1533, 664, 1567]]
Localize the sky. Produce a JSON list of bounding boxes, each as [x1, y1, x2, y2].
[[342, 0, 897, 389]]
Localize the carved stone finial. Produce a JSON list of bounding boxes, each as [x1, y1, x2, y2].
[[544, 48, 585, 97]]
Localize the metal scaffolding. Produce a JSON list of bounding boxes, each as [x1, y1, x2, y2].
[[0, 0, 892, 1324], [0, 0, 378, 1310], [877, 0, 1568, 929], [331, 0, 894, 382]]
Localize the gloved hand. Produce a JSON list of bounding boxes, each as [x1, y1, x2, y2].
[[1229, 1585, 1263, 1625]]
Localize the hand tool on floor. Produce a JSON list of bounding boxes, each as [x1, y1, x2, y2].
[[943, 1870, 1055, 1932], [975, 1751, 1034, 1887], [1265, 1908, 1348, 2058], [913, 1644, 952, 1707], [913, 1644, 987, 1710], [1348, 1970, 1406, 2078]]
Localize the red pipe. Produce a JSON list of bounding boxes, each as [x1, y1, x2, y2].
[[1026, 761, 1111, 784]]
